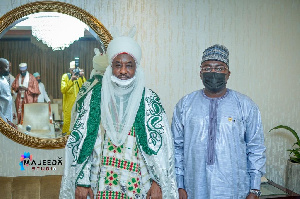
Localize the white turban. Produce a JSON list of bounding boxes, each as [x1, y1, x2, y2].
[[101, 30, 145, 146], [107, 36, 142, 65], [19, 63, 27, 71]]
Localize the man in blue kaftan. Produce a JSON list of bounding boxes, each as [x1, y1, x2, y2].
[[171, 44, 266, 199]]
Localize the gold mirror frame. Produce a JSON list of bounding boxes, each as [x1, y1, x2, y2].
[[0, 1, 112, 149]]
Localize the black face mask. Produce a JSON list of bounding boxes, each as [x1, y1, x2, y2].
[[1, 71, 9, 76], [202, 72, 227, 93], [20, 71, 26, 77], [37, 79, 41, 83]]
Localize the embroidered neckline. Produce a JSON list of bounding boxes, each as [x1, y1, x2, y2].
[[201, 88, 230, 101]]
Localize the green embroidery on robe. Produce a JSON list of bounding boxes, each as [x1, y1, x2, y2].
[[74, 86, 164, 168], [128, 177, 141, 193], [135, 89, 164, 155], [68, 108, 87, 161], [77, 81, 102, 164], [105, 171, 119, 186], [145, 90, 164, 150]]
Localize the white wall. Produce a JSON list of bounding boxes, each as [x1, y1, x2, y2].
[[0, 0, 299, 188]]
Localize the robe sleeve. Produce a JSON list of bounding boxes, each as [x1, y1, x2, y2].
[[41, 83, 51, 102], [171, 97, 186, 189], [27, 75, 40, 95], [245, 105, 266, 190], [0, 86, 6, 121], [11, 75, 18, 92], [78, 76, 86, 88], [76, 158, 92, 187], [61, 73, 74, 94]]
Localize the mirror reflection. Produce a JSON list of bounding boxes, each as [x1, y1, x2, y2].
[[0, 12, 105, 139]]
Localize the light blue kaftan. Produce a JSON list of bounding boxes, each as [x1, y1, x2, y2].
[[171, 89, 266, 199]]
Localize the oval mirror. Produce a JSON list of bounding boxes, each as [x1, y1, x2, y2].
[[0, 1, 112, 149]]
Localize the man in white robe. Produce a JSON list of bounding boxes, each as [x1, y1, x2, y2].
[[60, 30, 178, 199], [4, 61, 17, 124], [33, 72, 51, 103], [0, 58, 13, 123]]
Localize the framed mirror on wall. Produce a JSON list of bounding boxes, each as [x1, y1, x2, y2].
[[0, 1, 112, 149]]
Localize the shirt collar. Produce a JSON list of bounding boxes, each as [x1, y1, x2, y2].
[[201, 88, 230, 101]]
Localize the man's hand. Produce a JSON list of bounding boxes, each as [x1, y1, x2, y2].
[[18, 86, 27, 91], [178, 188, 188, 199], [7, 119, 16, 129], [246, 193, 259, 199], [71, 74, 78, 81], [146, 181, 162, 199], [79, 71, 84, 77], [75, 186, 94, 199]]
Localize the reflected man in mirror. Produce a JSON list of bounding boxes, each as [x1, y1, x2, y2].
[[11, 63, 40, 124], [60, 61, 86, 135], [33, 72, 51, 104], [0, 58, 13, 124], [4, 61, 15, 88], [171, 44, 266, 199], [60, 34, 178, 199], [3, 61, 17, 124]]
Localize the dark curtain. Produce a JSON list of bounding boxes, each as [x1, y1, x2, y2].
[[0, 39, 101, 99]]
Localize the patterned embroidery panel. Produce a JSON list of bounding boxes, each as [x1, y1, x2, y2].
[[97, 191, 130, 199], [97, 127, 151, 199]]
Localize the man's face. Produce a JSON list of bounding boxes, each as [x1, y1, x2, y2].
[[111, 54, 136, 80], [70, 68, 74, 75], [20, 70, 27, 76], [200, 60, 230, 80], [35, 76, 41, 83], [0, 63, 9, 76]]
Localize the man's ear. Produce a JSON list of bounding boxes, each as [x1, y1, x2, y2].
[[226, 70, 231, 81], [200, 71, 203, 80]]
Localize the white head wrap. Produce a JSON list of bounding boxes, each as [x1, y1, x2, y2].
[[69, 61, 75, 69], [19, 63, 27, 71], [107, 36, 142, 65], [101, 28, 145, 146], [90, 48, 109, 78]]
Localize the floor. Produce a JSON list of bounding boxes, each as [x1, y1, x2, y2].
[[261, 182, 287, 197], [261, 180, 300, 199]]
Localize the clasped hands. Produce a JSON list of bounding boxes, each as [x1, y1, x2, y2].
[[17, 86, 27, 92], [71, 74, 79, 81]]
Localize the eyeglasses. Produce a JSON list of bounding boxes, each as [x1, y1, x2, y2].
[[201, 66, 228, 73]]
